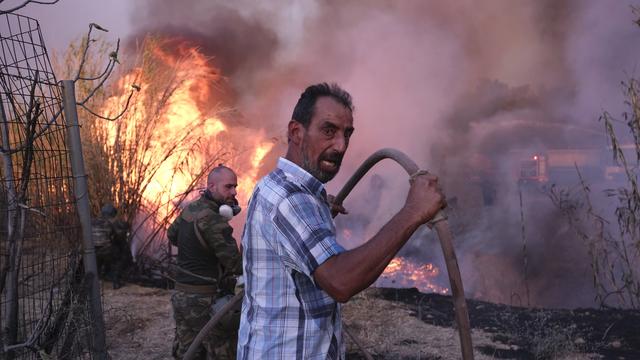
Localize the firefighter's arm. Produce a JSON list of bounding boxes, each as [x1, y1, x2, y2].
[[198, 218, 242, 275], [167, 217, 180, 246]]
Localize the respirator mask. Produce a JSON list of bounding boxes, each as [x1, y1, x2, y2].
[[219, 204, 241, 220]]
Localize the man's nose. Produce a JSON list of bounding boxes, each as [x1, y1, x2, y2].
[[231, 188, 237, 196], [332, 134, 348, 153]]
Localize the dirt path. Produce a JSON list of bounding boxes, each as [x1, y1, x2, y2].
[[102, 283, 621, 359], [102, 282, 174, 359], [102, 283, 494, 360]]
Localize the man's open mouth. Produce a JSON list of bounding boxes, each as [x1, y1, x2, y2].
[[321, 159, 339, 171]]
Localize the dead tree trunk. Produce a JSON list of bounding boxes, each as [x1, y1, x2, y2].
[[0, 95, 20, 359]]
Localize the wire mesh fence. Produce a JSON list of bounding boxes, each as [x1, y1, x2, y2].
[[0, 13, 97, 359]]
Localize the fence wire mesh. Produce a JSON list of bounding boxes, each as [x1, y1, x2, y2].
[[0, 13, 96, 359]]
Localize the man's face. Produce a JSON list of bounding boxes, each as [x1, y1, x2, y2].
[[208, 170, 238, 205], [300, 97, 354, 183]]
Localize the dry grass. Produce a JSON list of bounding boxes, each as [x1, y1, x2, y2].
[[343, 288, 494, 360], [549, 78, 640, 309], [102, 282, 174, 360], [103, 285, 610, 359]]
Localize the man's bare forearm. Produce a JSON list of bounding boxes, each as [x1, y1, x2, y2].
[[314, 206, 422, 302]]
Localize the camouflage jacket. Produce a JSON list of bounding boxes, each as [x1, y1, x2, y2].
[[168, 194, 242, 288], [92, 216, 130, 243], [91, 216, 114, 248]]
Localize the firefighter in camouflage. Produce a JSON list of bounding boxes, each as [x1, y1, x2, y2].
[[168, 165, 243, 359], [91, 204, 131, 289]]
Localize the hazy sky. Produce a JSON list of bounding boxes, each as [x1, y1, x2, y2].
[[14, 0, 133, 53]]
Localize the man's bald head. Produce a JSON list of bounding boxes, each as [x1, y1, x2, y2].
[[206, 165, 238, 205], [207, 165, 235, 186]]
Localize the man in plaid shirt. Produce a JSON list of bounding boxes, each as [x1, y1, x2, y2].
[[238, 83, 445, 359]]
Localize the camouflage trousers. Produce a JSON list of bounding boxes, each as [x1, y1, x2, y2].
[[171, 291, 238, 360], [96, 244, 131, 289]]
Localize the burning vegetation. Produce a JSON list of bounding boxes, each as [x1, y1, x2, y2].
[[58, 36, 276, 267], [379, 257, 449, 295]]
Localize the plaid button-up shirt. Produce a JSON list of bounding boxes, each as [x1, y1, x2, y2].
[[237, 157, 346, 359]]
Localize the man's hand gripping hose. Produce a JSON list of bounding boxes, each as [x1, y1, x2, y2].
[[331, 148, 473, 360], [185, 148, 474, 360]]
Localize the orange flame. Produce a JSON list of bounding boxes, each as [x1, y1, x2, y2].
[[100, 38, 274, 222], [379, 257, 449, 294]]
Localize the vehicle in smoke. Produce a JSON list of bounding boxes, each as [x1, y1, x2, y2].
[[458, 147, 628, 208], [518, 149, 609, 186]]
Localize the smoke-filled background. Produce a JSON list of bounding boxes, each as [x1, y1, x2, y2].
[[27, 0, 640, 308]]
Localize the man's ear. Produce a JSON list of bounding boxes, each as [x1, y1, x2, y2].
[[288, 120, 304, 145]]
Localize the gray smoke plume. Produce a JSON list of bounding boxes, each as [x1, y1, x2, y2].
[[132, 0, 640, 308]]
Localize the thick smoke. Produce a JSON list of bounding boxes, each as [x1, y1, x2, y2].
[[132, 0, 640, 308]]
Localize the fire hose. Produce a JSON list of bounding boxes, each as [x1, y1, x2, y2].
[[332, 148, 474, 359], [184, 148, 474, 360]]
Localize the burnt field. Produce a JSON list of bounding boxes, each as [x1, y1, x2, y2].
[[103, 282, 639, 360], [345, 288, 640, 360]]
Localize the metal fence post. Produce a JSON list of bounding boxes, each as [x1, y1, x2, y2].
[[61, 80, 107, 359]]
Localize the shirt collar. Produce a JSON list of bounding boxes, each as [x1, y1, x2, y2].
[[277, 157, 327, 199]]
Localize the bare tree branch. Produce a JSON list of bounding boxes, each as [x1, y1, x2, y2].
[[73, 23, 110, 82], [73, 34, 139, 122], [2, 284, 57, 353], [0, 107, 61, 155], [78, 87, 136, 121]]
